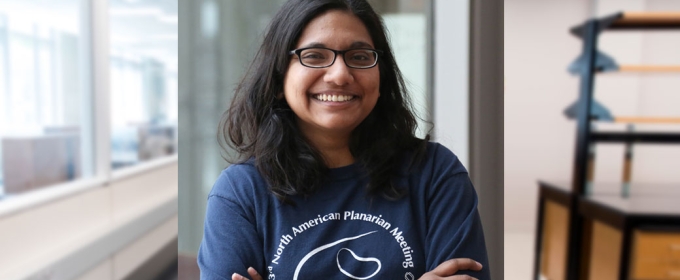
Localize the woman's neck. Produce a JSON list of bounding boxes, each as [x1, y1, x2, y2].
[[320, 145, 354, 168], [301, 129, 354, 168]]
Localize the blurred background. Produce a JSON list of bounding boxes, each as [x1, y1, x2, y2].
[[0, 0, 178, 279], [178, 0, 502, 279], [505, 0, 680, 279]]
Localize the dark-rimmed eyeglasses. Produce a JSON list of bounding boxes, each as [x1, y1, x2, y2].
[[289, 47, 382, 69]]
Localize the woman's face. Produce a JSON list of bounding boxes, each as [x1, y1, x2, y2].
[[283, 10, 380, 140]]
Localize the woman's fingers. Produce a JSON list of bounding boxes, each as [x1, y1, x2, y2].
[[430, 258, 483, 276], [448, 275, 479, 280], [419, 258, 483, 279], [419, 272, 479, 280], [231, 267, 262, 280], [237, 262, 480, 280], [248, 267, 263, 280]]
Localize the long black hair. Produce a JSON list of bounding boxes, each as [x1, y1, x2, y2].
[[220, 0, 429, 203]]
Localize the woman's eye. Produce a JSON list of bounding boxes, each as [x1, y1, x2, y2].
[[348, 51, 371, 61], [302, 52, 325, 59]]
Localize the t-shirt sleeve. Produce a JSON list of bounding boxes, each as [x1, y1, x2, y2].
[[197, 169, 265, 280], [424, 146, 491, 279]]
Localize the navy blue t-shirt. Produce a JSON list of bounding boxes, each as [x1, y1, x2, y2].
[[198, 142, 490, 279]]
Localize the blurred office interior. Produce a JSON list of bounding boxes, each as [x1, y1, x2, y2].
[[178, 0, 502, 279], [0, 0, 178, 279], [506, 0, 680, 279]]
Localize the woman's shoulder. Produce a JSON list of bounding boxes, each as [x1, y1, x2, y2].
[[404, 142, 475, 203], [209, 161, 268, 200], [221, 160, 260, 179], [413, 141, 468, 175]]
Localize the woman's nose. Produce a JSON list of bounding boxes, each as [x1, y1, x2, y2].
[[323, 58, 355, 86]]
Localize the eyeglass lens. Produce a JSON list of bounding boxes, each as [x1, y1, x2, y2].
[[299, 48, 377, 68]]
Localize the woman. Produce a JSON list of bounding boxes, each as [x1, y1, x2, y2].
[[198, 0, 490, 279]]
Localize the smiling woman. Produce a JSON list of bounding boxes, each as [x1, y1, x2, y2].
[[198, 0, 490, 279]]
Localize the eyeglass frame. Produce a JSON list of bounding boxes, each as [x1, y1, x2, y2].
[[289, 47, 383, 69]]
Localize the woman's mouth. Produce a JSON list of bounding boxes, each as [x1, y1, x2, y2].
[[312, 94, 356, 102]]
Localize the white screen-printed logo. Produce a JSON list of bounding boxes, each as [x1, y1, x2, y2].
[[293, 231, 381, 280], [336, 248, 381, 279]]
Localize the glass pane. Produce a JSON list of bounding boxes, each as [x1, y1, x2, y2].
[[179, 0, 290, 256], [109, 0, 178, 169], [377, 0, 430, 139], [0, 0, 92, 198], [383, 14, 428, 137]]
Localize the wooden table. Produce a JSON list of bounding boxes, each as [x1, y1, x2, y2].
[[535, 181, 680, 280]]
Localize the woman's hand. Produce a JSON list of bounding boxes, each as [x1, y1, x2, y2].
[[230, 259, 482, 280], [418, 258, 483, 280], [231, 267, 262, 280]]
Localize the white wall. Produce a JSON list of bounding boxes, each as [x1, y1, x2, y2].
[[0, 163, 178, 280], [504, 0, 589, 232]]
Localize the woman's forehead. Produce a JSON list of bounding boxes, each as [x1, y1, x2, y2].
[[295, 10, 374, 48], [297, 41, 374, 49]]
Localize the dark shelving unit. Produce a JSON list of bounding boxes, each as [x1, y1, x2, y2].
[[533, 12, 680, 280]]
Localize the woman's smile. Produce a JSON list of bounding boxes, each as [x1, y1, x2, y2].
[[311, 93, 357, 103]]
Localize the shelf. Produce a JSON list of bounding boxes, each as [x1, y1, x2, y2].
[[539, 181, 680, 229], [581, 194, 680, 216], [609, 12, 680, 29], [615, 65, 680, 73], [570, 12, 680, 38], [540, 180, 680, 197], [568, 49, 680, 75], [538, 181, 574, 207], [579, 195, 680, 230], [610, 117, 680, 124], [590, 131, 680, 143], [536, 12, 680, 279], [593, 64, 680, 73]]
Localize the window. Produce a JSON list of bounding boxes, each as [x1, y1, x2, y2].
[[109, 0, 178, 170], [0, 1, 91, 198], [0, 0, 178, 213]]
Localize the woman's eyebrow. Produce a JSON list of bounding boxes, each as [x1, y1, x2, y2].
[[298, 41, 375, 49], [349, 41, 374, 49], [300, 42, 326, 48]]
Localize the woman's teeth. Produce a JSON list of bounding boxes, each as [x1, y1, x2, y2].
[[313, 94, 355, 102]]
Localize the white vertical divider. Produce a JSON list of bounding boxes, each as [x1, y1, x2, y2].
[[79, 0, 95, 179], [90, 0, 111, 181], [432, 0, 469, 167]]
